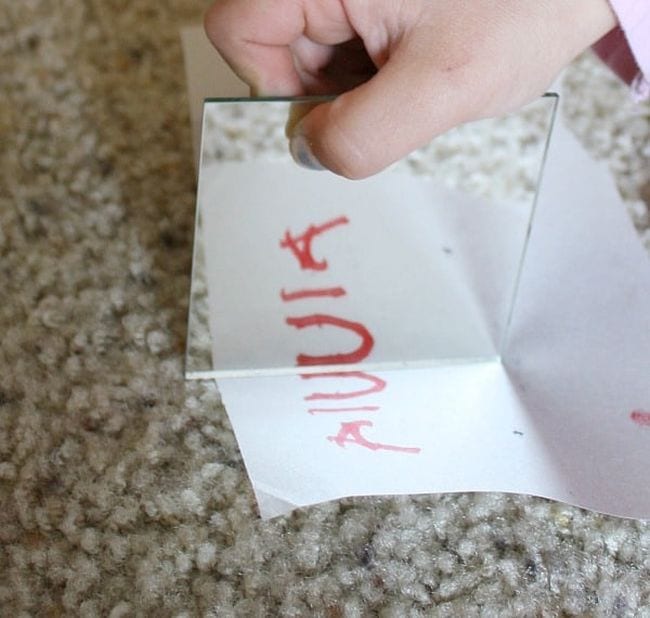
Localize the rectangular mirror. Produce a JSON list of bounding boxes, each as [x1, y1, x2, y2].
[[186, 95, 557, 379]]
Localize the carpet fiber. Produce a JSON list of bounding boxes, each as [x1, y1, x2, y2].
[[1, 1, 649, 615]]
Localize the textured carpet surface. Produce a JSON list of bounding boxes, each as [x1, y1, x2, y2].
[[1, 1, 650, 615]]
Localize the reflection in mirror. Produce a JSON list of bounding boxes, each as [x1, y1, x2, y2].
[[186, 96, 557, 379]]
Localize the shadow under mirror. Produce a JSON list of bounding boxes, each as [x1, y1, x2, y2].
[[186, 95, 557, 379]]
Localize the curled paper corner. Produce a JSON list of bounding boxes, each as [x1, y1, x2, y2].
[[253, 485, 300, 519]]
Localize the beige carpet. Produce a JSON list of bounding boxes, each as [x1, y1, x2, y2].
[[1, 1, 650, 615]]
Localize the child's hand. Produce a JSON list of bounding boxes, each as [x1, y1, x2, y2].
[[205, 0, 617, 178]]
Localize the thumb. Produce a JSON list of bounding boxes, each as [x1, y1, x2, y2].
[[288, 47, 475, 179]]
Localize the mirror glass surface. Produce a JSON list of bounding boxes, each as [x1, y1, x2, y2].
[[186, 96, 557, 379]]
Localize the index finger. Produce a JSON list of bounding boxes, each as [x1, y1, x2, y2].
[[204, 0, 356, 95]]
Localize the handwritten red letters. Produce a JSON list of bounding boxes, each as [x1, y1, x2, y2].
[[280, 216, 421, 455]]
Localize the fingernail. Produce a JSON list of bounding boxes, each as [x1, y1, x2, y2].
[[289, 131, 325, 171]]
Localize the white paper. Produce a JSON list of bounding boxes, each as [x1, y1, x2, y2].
[[182, 26, 650, 519], [214, 116, 650, 520], [219, 363, 560, 513], [501, 118, 650, 517]]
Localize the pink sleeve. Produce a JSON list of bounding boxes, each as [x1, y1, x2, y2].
[[604, 0, 650, 99]]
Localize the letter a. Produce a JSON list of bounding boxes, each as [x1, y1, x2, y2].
[[280, 216, 349, 271], [327, 420, 421, 454]]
